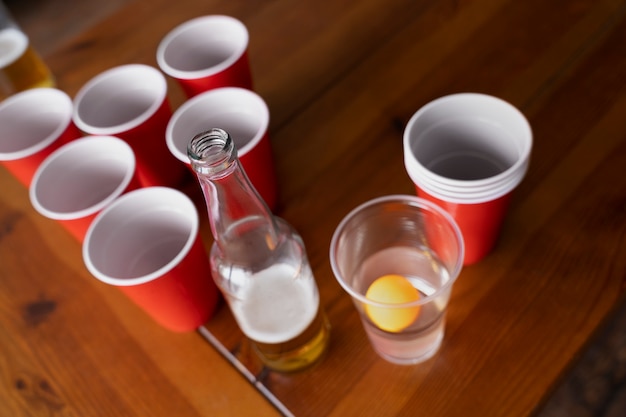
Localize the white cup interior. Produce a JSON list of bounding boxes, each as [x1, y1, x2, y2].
[[166, 87, 268, 163], [0, 88, 74, 160], [415, 118, 520, 180], [73, 64, 167, 135], [83, 187, 198, 285], [403, 93, 532, 203], [30, 136, 136, 220], [156, 15, 248, 79]]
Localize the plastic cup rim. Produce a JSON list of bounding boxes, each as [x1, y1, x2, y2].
[[82, 186, 199, 287], [156, 15, 249, 80], [329, 194, 465, 308], [0, 88, 74, 160], [29, 135, 136, 220], [72, 64, 167, 136], [403, 93, 532, 204], [404, 151, 530, 203], [165, 86, 269, 164]]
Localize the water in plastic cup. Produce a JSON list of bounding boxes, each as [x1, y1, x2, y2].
[[330, 195, 464, 364]]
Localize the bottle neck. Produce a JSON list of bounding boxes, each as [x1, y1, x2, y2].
[[0, 2, 20, 31], [188, 128, 278, 248]]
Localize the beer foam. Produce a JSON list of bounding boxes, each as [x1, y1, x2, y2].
[[231, 263, 319, 344], [0, 28, 28, 69]]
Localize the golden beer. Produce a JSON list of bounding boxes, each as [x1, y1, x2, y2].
[[0, 28, 54, 98], [251, 307, 331, 372], [225, 263, 331, 373]]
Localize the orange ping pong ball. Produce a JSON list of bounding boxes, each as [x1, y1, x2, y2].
[[365, 274, 421, 332]]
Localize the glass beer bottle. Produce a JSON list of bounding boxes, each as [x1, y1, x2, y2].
[[0, 1, 55, 99], [188, 128, 330, 372]]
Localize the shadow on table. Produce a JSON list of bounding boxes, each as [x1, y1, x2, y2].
[[536, 299, 626, 417]]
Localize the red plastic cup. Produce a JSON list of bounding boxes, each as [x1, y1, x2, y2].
[[72, 64, 187, 188], [403, 93, 532, 265], [166, 87, 277, 211], [0, 88, 81, 186], [156, 15, 253, 98], [29, 136, 140, 242], [82, 187, 220, 332]]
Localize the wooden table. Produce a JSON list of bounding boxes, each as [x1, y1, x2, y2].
[[2, 0, 626, 415]]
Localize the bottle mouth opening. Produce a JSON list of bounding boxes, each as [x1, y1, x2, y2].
[[187, 127, 236, 174]]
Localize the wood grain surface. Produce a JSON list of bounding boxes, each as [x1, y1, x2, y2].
[[2, 0, 625, 416]]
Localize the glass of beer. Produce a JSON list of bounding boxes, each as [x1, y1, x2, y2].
[[0, 2, 55, 99]]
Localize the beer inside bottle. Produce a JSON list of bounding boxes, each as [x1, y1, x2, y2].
[[218, 251, 330, 372], [0, 28, 55, 98]]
